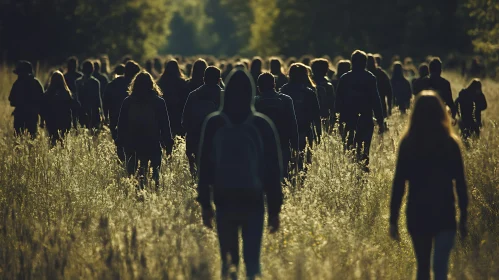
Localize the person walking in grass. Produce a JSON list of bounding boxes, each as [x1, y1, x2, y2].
[[390, 91, 468, 280], [197, 69, 282, 280]]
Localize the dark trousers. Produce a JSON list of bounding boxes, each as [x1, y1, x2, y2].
[[216, 204, 264, 279], [186, 138, 199, 177], [125, 149, 162, 189], [342, 119, 374, 168], [410, 231, 456, 280], [14, 114, 38, 137]]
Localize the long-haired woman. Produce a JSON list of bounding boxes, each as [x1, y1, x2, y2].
[[156, 59, 189, 137], [42, 70, 78, 145], [390, 91, 468, 280], [116, 72, 174, 190], [455, 78, 488, 140]]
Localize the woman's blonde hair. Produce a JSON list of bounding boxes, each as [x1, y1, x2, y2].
[[47, 70, 72, 98], [403, 90, 460, 153]]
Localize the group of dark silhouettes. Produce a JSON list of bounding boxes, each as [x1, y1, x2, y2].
[[9, 49, 487, 280]]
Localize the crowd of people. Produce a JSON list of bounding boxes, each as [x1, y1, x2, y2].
[[8, 50, 488, 279]]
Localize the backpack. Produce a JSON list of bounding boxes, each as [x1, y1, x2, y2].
[[127, 97, 159, 147], [212, 114, 264, 193], [190, 95, 218, 131], [255, 94, 286, 135]]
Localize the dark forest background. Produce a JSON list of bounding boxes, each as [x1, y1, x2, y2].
[[0, 0, 497, 65]]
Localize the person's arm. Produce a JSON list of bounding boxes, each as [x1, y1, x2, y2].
[[181, 92, 193, 131], [158, 98, 174, 155], [390, 141, 408, 227], [260, 117, 283, 219], [309, 89, 322, 140], [381, 71, 393, 115], [197, 116, 218, 210], [102, 82, 112, 121], [371, 77, 385, 126], [335, 77, 345, 119], [115, 97, 130, 146], [288, 98, 299, 152], [452, 139, 469, 233]]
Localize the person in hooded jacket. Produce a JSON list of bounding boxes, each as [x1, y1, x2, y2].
[[270, 58, 288, 90], [336, 50, 385, 171], [93, 60, 109, 95], [42, 71, 79, 145], [182, 66, 223, 176], [391, 62, 413, 115], [75, 60, 102, 130], [255, 72, 298, 181], [64, 56, 82, 94], [455, 79, 488, 140], [157, 59, 190, 138], [280, 63, 322, 177], [197, 69, 282, 280], [116, 72, 174, 190], [412, 63, 430, 96], [9, 60, 44, 137]]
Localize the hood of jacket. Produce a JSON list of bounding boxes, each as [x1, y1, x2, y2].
[[222, 69, 255, 123]]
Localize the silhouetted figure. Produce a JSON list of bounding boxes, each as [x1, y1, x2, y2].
[[255, 72, 298, 181], [412, 63, 429, 96], [42, 71, 78, 146], [311, 58, 336, 131], [93, 60, 109, 95], [222, 63, 233, 81], [9, 60, 44, 137], [270, 58, 288, 90], [157, 59, 190, 137], [145, 60, 159, 79], [100, 55, 111, 77], [403, 57, 418, 80], [197, 69, 282, 280], [280, 63, 321, 178], [64, 56, 82, 94], [116, 72, 174, 190], [105, 60, 141, 159], [390, 91, 468, 280], [113, 64, 125, 79], [455, 79, 488, 140], [182, 66, 222, 176], [187, 58, 208, 93], [336, 50, 385, 171], [391, 62, 412, 115], [368, 55, 393, 117], [421, 58, 457, 119], [332, 60, 351, 91], [75, 60, 102, 130], [250, 57, 263, 85]]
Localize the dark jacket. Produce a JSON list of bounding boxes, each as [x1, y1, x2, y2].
[[455, 88, 488, 127], [64, 71, 83, 94], [157, 76, 190, 137], [9, 74, 44, 116], [411, 76, 427, 96], [104, 76, 131, 139], [116, 94, 174, 154], [391, 76, 412, 107], [374, 67, 393, 117], [255, 89, 299, 155], [313, 76, 336, 119], [274, 73, 288, 91], [335, 70, 384, 127], [280, 83, 322, 145], [75, 76, 101, 111], [390, 137, 468, 234], [197, 70, 283, 217], [42, 89, 77, 134], [93, 72, 109, 95], [421, 75, 456, 118], [182, 83, 222, 152]]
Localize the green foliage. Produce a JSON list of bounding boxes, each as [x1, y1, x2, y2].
[[467, 0, 499, 56], [0, 0, 174, 62], [0, 67, 498, 278]]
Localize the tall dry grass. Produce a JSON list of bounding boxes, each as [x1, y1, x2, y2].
[[0, 66, 497, 279]]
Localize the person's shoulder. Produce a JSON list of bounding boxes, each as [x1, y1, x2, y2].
[[280, 83, 290, 91], [278, 92, 293, 102], [252, 112, 276, 133]]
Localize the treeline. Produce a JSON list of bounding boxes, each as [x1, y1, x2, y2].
[[1, 0, 498, 67]]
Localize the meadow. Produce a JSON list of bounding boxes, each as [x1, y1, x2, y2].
[[0, 64, 498, 279]]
